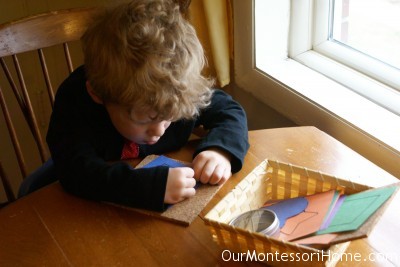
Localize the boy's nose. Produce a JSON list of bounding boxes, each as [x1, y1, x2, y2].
[[147, 121, 166, 137]]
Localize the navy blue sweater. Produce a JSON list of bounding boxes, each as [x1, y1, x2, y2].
[[47, 66, 249, 211]]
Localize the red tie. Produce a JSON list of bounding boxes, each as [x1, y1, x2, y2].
[[121, 141, 139, 160]]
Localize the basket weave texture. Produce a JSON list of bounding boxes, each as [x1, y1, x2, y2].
[[204, 159, 372, 266]]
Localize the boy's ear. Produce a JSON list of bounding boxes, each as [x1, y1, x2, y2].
[[86, 81, 103, 104]]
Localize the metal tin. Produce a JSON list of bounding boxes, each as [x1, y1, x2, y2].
[[229, 209, 280, 237]]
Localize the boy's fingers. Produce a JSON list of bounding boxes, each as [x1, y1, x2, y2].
[[182, 187, 196, 198], [221, 168, 232, 184], [192, 165, 203, 181], [180, 167, 195, 178], [185, 177, 197, 188], [198, 161, 217, 184], [192, 156, 207, 178], [208, 165, 224, 185]]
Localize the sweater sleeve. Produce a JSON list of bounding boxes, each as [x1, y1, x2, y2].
[[194, 89, 249, 173], [46, 69, 168, 211], [52, 142, 169, 211]]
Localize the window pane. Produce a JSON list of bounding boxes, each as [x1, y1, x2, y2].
[[331, 0, 400, 70]]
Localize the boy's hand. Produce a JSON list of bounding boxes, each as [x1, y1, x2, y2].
[[164, 167, 196, 204], [192, 148, 232, 185]]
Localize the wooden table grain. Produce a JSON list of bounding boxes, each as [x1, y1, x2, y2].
[[1, 126, 399, 266]]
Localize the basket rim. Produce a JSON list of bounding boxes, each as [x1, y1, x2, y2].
[[203, 158, 384, 254]]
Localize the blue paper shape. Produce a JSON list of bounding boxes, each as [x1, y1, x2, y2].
[[141, 155, 188, 168], [263, 197, 308, 228]]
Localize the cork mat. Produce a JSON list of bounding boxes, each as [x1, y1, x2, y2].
[[116, 155, 221, 226]]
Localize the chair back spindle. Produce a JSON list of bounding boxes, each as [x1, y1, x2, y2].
[[0, 161, 16, 207], [0, 7, 99, 205]]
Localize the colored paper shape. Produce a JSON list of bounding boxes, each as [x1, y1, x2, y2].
[[317, 186, 397, 235], [319, 194, 345, 231], [279, 190, 336, 241], [320, 190, 341, 227], [141, 155, 188, 168], [262, 197, 308, 228], [280, 211, 318, 234]]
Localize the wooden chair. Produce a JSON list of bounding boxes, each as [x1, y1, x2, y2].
[[0, 7, 99, 205], [0, 1, 192, 205], [0, 161, 15, 207]]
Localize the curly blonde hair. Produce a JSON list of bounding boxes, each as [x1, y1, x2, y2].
[[82, 0, 214, 120]]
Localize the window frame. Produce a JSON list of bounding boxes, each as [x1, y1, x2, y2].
[[233, 0, 400, 178], [291, 0, 400, 115]]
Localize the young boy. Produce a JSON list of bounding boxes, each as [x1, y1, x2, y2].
[[44, 0, 249, 211]]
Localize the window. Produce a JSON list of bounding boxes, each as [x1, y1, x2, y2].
[[294, 0, 400, 115], [331, 0, 400, 71], [233, 0, 400, 178]]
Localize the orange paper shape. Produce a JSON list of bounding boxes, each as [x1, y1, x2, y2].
[[279, 190, 335, 241]]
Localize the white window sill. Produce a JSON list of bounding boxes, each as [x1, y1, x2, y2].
[[257, 54, 400, 155], [240, 56, 400, 178]]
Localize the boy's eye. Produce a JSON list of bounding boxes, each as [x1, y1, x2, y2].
[[132, 120, 151, 125], [126, 110, 148, 123], [128, 115, 152, 125]]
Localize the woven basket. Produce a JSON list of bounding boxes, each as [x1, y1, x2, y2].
[[204, 159, 373, 267]]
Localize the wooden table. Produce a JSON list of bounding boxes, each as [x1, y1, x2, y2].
[[1, 127, 399, 266]]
